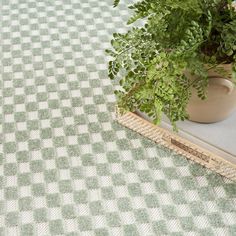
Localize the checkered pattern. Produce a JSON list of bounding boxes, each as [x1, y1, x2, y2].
[[1, 0, 236, 235]]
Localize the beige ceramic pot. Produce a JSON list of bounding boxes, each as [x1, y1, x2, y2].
[[186, 64, 236, 123]]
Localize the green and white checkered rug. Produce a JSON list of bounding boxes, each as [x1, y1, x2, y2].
[[1, 0, 236, 235]]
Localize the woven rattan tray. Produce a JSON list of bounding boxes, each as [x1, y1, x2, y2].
[[116, 108, 236, 182]]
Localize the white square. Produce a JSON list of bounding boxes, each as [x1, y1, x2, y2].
[[47, 183, 59, 194], [6, 176, 17, 187], [41, 119, 50, 128], [67, 136, 78, 145], [5, 114, 14, 123], [51, 109, 62, 118], [19, 163, 30, 174], [34, 197, 47, 209], [19, 186, 31, 198], [42, 139, 53, 148], [6, 200, 18, 212]]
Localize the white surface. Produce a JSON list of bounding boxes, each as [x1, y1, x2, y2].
[[136, 110, 236, 164]]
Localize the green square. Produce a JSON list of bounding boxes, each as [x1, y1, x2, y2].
[[155, 180, 169, 193], [28, 139, 41, 151], [145, 194, 159, 208], [42, 148, 55, 159], [171, 191, 187, 204], [15, 112, 26, 122], [164, 168, 179, 179], [46, 84, 57, 92], [96, 164, 110, 176], [14, 95, 25, 104], [84, 104, 96, 114], [20, 224, 34, 236], [132, 148, 145, 160], [59, 90, 70, 100], [106, 213, 121, 227], [56, 157, 70, 169], [53, 136, 65, 147], [180, 217, 195, 231], [16, 151, 29, 163], [134, 209, 149, 223], [62, 107, 73, 117], [112, 174, 126, 186], [162, 205, 177, 219], [138, 170, 152, 183], [34, 208, 47, 222], [94, 96, 106, 105], [116, 139, 130, 150], [25, 86, 36, 95], [27, 120, 39, 130], [73, 190, 88, 204], [48, 99, 60, 109], [123, 225, 139, 236], [77, 134, 90, 145], [97, 112, 109, 122], [106, 151, 120, 163], [30, 160, 43, 173], [74, 114, 87, 125], [67, 145, 80, 156], [71, 97, 82, 107], [92, 142, 105, 153], [86, 177, 99, 189], [190, 201, 205, 216], [13, 79, 24, 88], [81, 154, 95, 166], [6, 212, 19, 226], [117, 198, 132, 212], [216, 199, 233, 212], [101, 187, 115, 200], [198, 187, 215, 201], [128, 183, 142, 196], [59, 180, 72, 193], [39, 109, 50, 120], [47, 194, 60, 208], [78, 216, 92, 231], [3, 122, 15, 133], [62, 205, 76, 219], [153, 221, 168, 235], [40, 128, 52, 139], [101, 131, 116, 142], [70, 167, 83, 179], [95, 228, 109, 236], [49, 220, 64, 235], [3, 104, 14, 114], [19, 197, 32, 211], [5, 187, 18, 200], [88, 123, 101, 133], [32, 184, 45, 197], [207, 173, 225, 186], [122, 161, 135, 173], [189, 163, 206, 176], [181, 177, 197, 190], [68, 81, 79, 90], [35, 77, 46, 86], [44, 170, 57, 183], [81, 88, 92, 97], [64, 125, 77, 136], [16, 131, 29, 142], [4, 142, 17, 153], [26, 102, 38, 112], [37, 92, 48, 102], [89, 201, 104, 216], [209, 213, 224, 227], [147, 158, 161, 170], [224, 184, 236, 198], [4, 163, 17, 176]]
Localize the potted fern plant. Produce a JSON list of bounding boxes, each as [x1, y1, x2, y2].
[[107, 0, 236, 130]]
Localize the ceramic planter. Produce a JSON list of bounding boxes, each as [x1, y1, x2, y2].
[[186, 64, 236, 123]]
